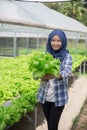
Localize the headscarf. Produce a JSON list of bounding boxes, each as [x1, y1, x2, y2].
[[46, 29, 69, 61]]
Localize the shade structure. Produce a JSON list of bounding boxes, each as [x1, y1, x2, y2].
[[0, 0, 87, 57], [0, 0, 87, 34]]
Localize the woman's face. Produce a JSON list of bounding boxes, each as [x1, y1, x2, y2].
[[51, 35, 62, 50]]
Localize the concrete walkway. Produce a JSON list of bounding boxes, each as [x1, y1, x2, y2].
[[36, 76, 87, 130]]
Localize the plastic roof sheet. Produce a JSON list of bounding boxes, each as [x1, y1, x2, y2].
[[0, 22, 86, 38], [0, 0, 87, 34], [0, 22, 53, 37], [19, 0, 71, 2]]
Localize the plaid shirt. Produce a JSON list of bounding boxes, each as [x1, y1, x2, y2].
[[36, 53, 72, 106]]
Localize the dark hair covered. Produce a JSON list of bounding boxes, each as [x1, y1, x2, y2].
[[46, 29, 69, 61]]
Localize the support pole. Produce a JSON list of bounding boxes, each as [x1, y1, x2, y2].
[[13, 32, 17, 57], [34, 105, 37, 130]]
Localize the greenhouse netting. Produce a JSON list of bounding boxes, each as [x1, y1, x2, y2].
[[0, 0, 87, 56]]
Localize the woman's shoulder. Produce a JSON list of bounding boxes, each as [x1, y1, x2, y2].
[[64, 53, 72, 63], [66, 53, 72, 59]]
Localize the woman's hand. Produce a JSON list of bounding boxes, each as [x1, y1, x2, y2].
[[41, 74, 62, 81], [41, 74, 55, 81]]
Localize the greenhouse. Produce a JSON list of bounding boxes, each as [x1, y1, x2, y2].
[[0, 0, 87, 56], [0, 0, 87, 130]]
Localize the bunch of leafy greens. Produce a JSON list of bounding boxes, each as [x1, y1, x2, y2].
[[28, 51, 60, 79]]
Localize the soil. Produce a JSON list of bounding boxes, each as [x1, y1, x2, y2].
[[71, 97, 87, 130], [5, 76, 87, 130]]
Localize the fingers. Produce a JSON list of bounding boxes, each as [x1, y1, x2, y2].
[[41, 74, 55, 81]]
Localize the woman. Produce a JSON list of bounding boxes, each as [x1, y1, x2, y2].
[[36, 29, 72, 130]]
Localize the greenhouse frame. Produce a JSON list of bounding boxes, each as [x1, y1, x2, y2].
[[0, 0, 87, 57]]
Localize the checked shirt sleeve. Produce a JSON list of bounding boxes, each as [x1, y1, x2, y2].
[[60, 54, 72, 80]]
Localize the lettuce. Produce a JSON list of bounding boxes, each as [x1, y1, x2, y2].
[[28, 51, 60, 79]]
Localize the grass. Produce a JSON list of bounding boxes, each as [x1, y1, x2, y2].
[[81, 74, 87, 78]]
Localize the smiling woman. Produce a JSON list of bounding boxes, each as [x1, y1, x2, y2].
[[36, 29, 72, 130], [51, 35, 62, 50]]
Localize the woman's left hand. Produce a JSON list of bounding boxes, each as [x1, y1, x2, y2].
[[41, 74, 55, 81]]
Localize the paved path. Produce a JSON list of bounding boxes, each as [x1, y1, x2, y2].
[[59, 76, 87, 130], [36, 76, 87, 130]]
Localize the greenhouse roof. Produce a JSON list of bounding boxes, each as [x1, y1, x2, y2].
[[0, 0, 87, 34]]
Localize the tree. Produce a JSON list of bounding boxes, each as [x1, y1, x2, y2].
[[62, 0, 87, 25], [62, 0, 86, 19], [83, 0, 87, 8], [44, 0, 87, 26]]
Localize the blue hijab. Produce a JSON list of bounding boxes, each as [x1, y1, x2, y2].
[[46, 29, 69, 61]]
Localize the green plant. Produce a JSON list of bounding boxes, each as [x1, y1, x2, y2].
[[28, 51, 60, 79]]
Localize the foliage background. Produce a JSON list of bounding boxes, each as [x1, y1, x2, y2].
[[44, 0, 87, 26]]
